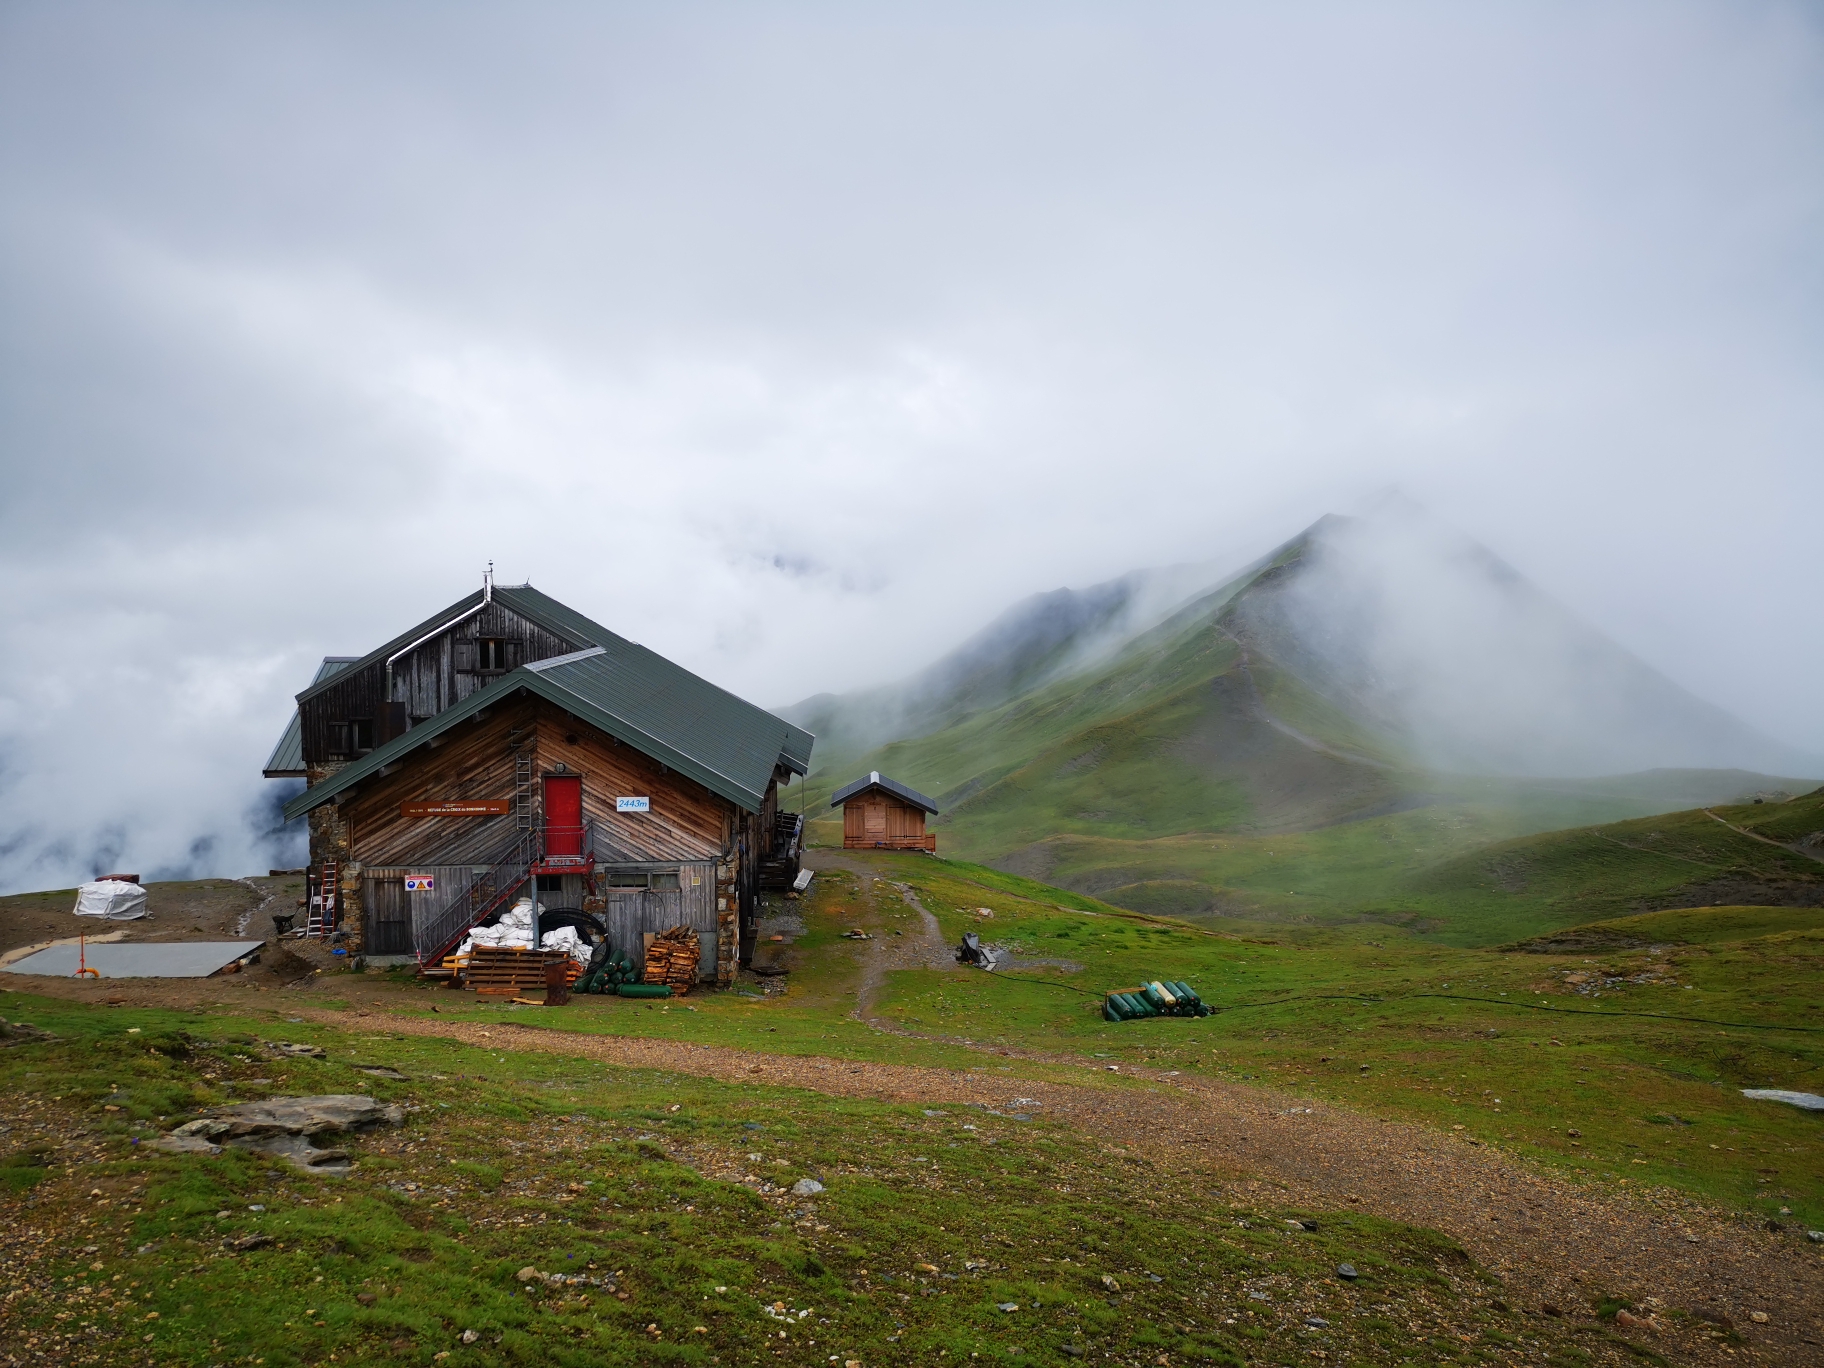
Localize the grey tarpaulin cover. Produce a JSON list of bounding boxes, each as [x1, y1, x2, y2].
[[73, 880, 148, 920], [1741, 1089, 1824, 1111], [7, 941, 262, 978]]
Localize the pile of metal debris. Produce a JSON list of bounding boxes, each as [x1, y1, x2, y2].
[[955, 932, 1003, 970]]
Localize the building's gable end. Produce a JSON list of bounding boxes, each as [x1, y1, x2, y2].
[[297, 598, 590, 768], [265, 657, 360, 778]]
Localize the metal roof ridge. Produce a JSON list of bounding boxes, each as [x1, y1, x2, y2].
[[284, 663, 781, 822], [532, 669, 773, 809], [525, 645, 607, 671], [830, 770, 940, 813]]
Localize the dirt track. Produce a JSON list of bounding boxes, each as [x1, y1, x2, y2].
[[299, 1006, 1823, 1366], [6, 863, 1821, 1361]]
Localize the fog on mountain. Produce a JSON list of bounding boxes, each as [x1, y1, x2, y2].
[[793, 508, 1820, 838], [1235, 510, 1812, 779]]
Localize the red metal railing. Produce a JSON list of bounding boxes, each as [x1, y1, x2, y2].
[[412, 820, 598, 969]]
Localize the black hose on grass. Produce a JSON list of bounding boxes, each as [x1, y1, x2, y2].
[[1195, 989, 1824, 1036], [1407, 991, 1824, 1035], [978, 969, 1106, 998]]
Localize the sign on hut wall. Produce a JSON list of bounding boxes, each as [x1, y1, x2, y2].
[[403, 875, 436, 892], [616, 796, 652, 813], [401, 800, 511, 818]]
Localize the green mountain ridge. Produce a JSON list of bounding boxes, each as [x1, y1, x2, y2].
[[789, 514, 1820, 940]]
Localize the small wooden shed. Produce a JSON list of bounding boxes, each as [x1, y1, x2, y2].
[[832, 771, 939, 851]]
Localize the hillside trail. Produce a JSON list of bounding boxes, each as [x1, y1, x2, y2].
[[1217, 625, 1396, 771], [803, 848, 961, 1025], [1703, 808, 1824, 864], [317, 1005, 1822, 1366]]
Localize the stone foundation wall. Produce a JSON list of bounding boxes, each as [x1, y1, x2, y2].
[[715, 854, 739, 987]]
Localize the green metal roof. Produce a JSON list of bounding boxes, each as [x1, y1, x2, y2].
[[283, 637, 814, 822], [496, 585, 808, 773], [263, 658, 358, 777]]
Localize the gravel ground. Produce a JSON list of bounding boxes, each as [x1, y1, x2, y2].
[[7, 858, 1819, 1363], [309, 1008, 1823, 1366]]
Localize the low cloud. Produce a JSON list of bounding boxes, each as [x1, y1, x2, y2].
[[0, 3, 1820, 890]]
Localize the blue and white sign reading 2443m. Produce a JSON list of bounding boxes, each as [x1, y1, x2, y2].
[[616, 796, 652, 813]]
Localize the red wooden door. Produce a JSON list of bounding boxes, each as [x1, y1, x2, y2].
[[543, 776, 583, 858]]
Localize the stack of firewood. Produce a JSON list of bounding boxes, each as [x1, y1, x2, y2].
[[643, 925, 701, 995]]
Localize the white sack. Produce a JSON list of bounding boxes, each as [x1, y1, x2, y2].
[[74, 880, 148, 920], [456, 899, 542, 957], [539, 924, 591, 967]]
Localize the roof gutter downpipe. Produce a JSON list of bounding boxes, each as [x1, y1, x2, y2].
[[384, 568, 493, 706]]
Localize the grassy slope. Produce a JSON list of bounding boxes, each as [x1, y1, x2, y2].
[[3, 851, 1819, 1364], [215, 850, 1815, 1228], [832, 854, 1823, 1235], [799, 540, 1818, 941], [993, 790, 1824, 947], [802, 592, 1255, 814], [1410, 794, 1824, 930], [2, 997, 1601, 1368]]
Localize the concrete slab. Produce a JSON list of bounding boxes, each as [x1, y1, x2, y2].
[[6, 941, 265, 978]]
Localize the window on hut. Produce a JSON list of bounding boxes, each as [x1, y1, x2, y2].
[[478, 638, 509, 672], [349, 718, 375, 753], [601, 869, 681, 890], [536, 874, 564, 893]]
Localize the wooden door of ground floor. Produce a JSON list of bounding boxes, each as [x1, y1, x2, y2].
[[363, 877, 414, 955], [597, 861, 716, 980]]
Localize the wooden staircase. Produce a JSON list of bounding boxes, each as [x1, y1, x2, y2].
[[758, 811, 806, 890]]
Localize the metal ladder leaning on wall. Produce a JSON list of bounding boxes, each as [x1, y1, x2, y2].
[[306, 857, 340, 936], [509, 725, 535, 830]]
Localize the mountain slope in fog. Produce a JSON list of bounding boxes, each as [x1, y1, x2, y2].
[[1233, 510, 1812, 778], [781, 557, 1233, 772], [790, 512, 1818, 872]]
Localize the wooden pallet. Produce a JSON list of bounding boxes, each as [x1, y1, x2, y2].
[[464, 947, 580, 995]]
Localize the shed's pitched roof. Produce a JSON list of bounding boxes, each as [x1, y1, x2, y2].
[[829, 771, 939, 814], [263, 658, 359, 777], [283, 636, 812, 821]]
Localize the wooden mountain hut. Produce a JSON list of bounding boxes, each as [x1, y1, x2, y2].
[[265, 575, 813, 983], [831, 771, 939, 851]]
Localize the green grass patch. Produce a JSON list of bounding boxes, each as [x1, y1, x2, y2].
[[0, 996, 1635, 1367], [744, 852, 1824, 1228]]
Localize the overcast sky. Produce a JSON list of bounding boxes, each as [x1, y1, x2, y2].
[[1, 2, 1820, 891]]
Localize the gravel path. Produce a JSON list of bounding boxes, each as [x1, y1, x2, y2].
[[313, 1008, 1824, 1365]]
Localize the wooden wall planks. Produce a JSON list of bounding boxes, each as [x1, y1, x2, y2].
[[300, 601, 583, 766], [842, 794, 928, 848], [335, 692, 764, 985], [342, 707, 524, 869], [534, 705, 728, 864], [341, 697, 740, 869]]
